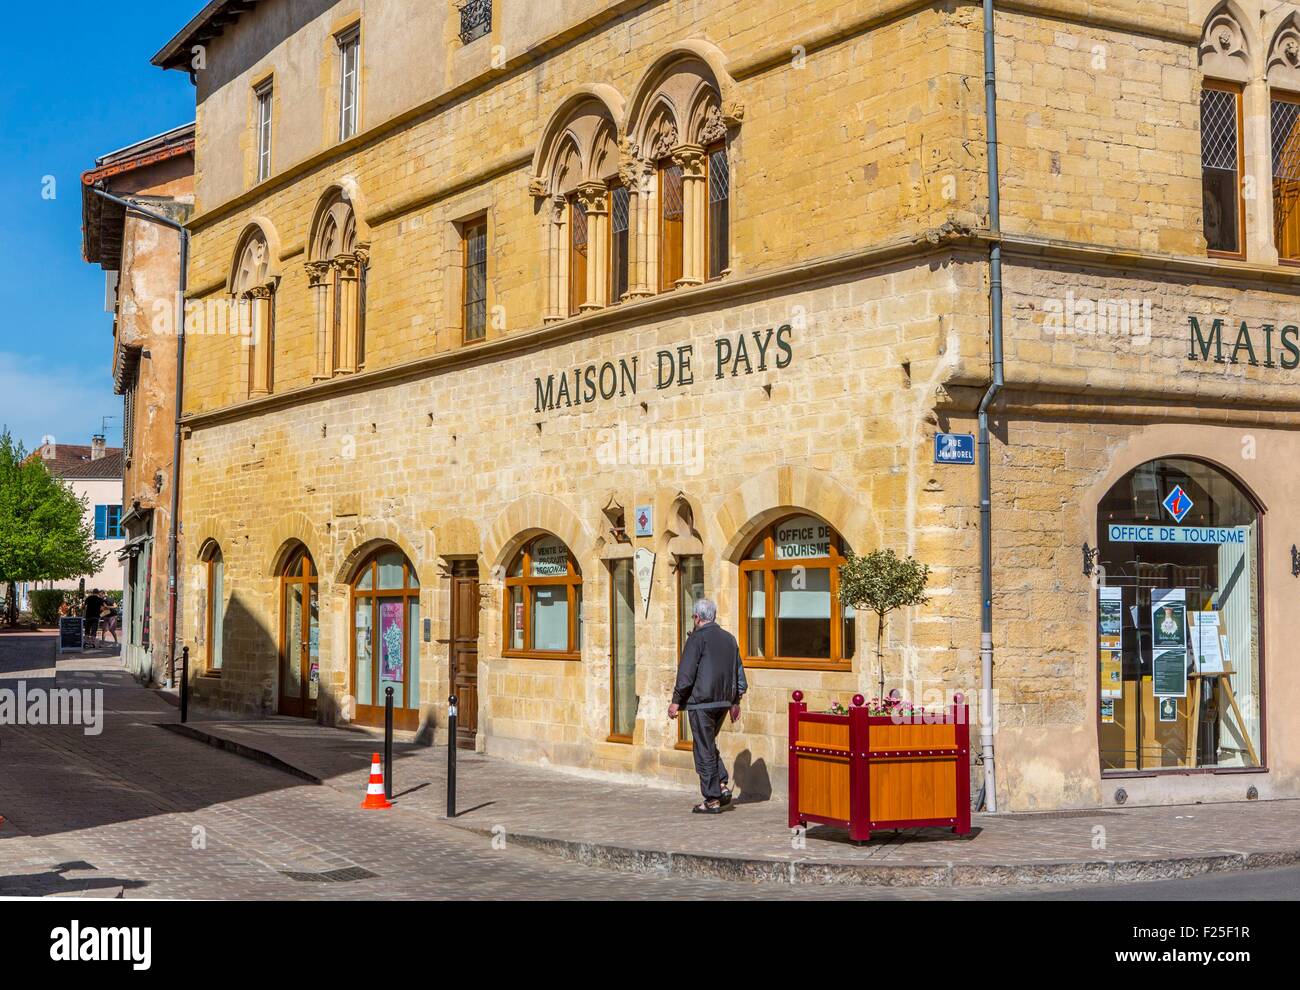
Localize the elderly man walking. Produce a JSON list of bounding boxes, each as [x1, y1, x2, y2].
[[668, 598, 747, 814]]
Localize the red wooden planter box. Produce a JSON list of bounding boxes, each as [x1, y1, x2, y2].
[[788, 691, 972, 843]]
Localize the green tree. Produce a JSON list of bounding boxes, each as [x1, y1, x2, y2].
[[838, 548, 931, 700], [0, 430, 105, 626]]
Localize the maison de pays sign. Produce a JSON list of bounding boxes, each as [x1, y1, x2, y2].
[[534, 325, 794, 414], [1187, 316, 1300, 368]]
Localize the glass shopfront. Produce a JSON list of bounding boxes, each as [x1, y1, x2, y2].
[[1096, 459, 1262, 772]]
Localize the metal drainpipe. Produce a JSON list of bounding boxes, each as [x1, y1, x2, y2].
[[978, 0, 1004, 813], [91, 186, 189, 688]]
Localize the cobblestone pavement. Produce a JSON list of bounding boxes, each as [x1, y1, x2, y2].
[[1, 634, 1297, 900]]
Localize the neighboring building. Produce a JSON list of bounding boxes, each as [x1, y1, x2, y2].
[[154, 0, 1300, 812], [30, 438, 126, 595], [81, 123, 196, 682]]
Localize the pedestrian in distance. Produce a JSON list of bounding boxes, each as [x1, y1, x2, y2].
[[82, 589, 104, 649], [667, 597, 747, 814]]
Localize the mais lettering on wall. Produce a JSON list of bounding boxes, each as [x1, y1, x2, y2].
[[534, 325, 794, 413], [1187, 317, 1300, 369]]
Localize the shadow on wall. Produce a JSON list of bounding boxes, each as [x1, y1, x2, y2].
[[731, 750, 772, 803], [193, 593, 278, 717]]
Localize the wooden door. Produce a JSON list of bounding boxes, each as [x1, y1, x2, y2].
[[279, 552, 318, 719], [450, 561, 480, 750]]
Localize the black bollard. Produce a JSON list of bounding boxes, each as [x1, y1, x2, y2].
[[180, 646, 189, 724], [384, 686, 395, 800], [447, 694, 458, 819]]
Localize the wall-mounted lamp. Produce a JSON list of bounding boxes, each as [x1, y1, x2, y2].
[[1082, 543, 1102, 577]]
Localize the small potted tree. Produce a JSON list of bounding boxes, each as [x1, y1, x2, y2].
[[837, 548, 930, 702]]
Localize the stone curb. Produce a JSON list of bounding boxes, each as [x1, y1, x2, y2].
[[161, 723, 1300, 888], [445, 824, 1300, 887], [159, 723, 324, 786]]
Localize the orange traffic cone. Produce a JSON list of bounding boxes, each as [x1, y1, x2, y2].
[[360, 753, 392, 809]]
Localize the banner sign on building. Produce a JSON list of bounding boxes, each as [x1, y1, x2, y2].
[[1107, 525, 1247, 546], [1151, 588, 1188, 698]]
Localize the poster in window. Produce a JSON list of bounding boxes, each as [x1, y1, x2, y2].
[[380, 601, 405, 682], [1151, 589, 1187, 651], [1159, 697, 1178, 723], [1098, 587, 1123, 699], [1100, 651, 1123, 699], [1153, 650, 1188, 698], [1191, 612, 1224, 674], [1100, 698, 1115, 724]]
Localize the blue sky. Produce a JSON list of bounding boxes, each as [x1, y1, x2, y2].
[[0, 0, 199, 453]]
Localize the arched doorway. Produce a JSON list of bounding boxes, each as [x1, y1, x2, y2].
[[350, 547, 421, 730], [278, 546, 319, 718], [1095, 458, 1263, 772]]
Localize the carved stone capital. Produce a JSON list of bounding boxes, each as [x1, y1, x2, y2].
[[577, 182, 609, 215], [528, 175, 548, 198], [305, 260, 333, 288], [335, 254, 361, 280], [671, 144, 708, 179], [246, 283, 274, 300]]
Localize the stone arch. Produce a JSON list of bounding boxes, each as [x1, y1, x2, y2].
[[625, 41, 741, 152], [715, 466, 873, 564], [226, 217, 283, 294], [333, 523, 426, 587], [485, 494, 595, 577], [266, 511, 325, 577], [1267, 13, 1300, 88], [529, 85, 626, 196], [308, 181, 372, 260], [1199, 1, 1254, 82]]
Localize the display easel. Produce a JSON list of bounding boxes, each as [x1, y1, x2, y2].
[[1184, 663, 1259, 767]]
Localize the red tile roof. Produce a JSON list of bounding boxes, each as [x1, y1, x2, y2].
[[29, 443, 125, 481]]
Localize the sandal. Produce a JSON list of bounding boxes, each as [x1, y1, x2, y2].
[[692, 801, 722, 814], [719, 788, 733, 806]]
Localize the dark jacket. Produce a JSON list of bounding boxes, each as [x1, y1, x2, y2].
[[672, 622, 747, 710]]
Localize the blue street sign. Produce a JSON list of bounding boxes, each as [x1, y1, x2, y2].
[[935, 433, 976, 465], [1162, 485, 1195, 524]]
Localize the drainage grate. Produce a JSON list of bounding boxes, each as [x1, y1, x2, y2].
[[279, 866, 379, 884], [994, 810, 1126, 821]]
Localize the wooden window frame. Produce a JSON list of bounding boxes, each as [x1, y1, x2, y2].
[[705, 141, 729, 281], [607, 558, 635, 744], [348, 549, 422, 731], [255, 80, 273, 183], [658, 159, 684, 291], [608, 180, 629, 304], [337, 26, 361, 142], [502, 536, 582, 660], [279, 549, 319, 715], [461, 216, 488, 343], [568, 193, 588, 317], [1203, 79, 1247, 261], [1271, 89, 1300, 266], [739, 516, 853, 672], [202, 544, 223, 675]]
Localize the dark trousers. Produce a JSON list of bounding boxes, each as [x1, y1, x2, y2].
[[688, 707, 730, 801]]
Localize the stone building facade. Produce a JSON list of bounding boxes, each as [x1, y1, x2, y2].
[[156, 0, 1300, 812], [82, 124, 196, 683]]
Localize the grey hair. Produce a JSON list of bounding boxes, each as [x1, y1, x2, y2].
[[692, 597, 717, 622]]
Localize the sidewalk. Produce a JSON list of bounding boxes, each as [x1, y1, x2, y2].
[[165, 711, 1300, 887]]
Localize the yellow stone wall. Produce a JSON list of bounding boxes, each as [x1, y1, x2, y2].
[[174, 0, 1300, 810]]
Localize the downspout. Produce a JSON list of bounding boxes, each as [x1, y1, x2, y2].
[[978, 0, 1004, 813], [91, 186, 189, 689]]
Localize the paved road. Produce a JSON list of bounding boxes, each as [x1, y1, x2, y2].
[[0, 637, 1295, 901]]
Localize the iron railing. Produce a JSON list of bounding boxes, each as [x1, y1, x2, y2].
[[458, 0, 491, 44]]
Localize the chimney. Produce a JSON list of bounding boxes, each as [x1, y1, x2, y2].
[[91, 435, 106, 461]]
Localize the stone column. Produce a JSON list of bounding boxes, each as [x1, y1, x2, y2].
[[1245, 75, 1279, 265], [622, 152, 655, 299], [335, 255, 360, 374], [545, 197, 566, 323], [306, 260, 333, 380], [578, 182, 609, 311], [673, 144, 707, 288], [247, 285, 273, 397]]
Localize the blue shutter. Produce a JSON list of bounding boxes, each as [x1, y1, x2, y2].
[[95, 505, 107, 541]]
